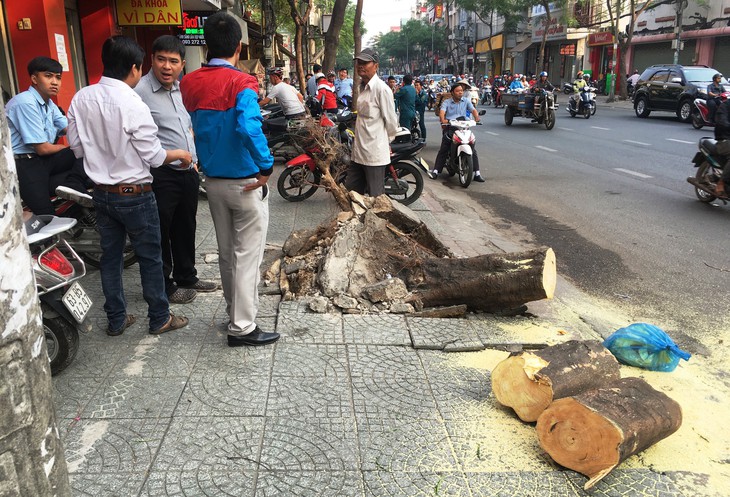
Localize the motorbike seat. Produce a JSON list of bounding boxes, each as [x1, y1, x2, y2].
[[262, 116, 288, 134], [390, 140, 425, 158], [699, 138, 718, 156]]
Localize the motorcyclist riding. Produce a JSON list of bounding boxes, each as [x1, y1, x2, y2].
[[534, 71, 554, 92], [711, 97, 730, 198], [571, 71, 587, 110], [706, 73, 725, 124]]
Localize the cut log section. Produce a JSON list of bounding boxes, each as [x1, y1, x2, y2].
[[491, 340, 620, 422], [398, 247, 557, 312], [536, 377, 682, 490]]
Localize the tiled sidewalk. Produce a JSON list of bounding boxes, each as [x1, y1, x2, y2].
[[53, 176, 691, 496]]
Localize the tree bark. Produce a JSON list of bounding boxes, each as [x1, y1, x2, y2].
[[322, 0, 348, 73], [492, 340, 621, 422], [536, 377, 683, 490], [397, 247, 557, 312], [352, 0, 363, 109], [287, 0, 311, 94]]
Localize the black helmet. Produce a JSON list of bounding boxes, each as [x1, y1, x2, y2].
[[713, 73, 723, 81]]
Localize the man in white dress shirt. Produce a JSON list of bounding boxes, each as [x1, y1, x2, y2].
[[67, 36, 192, 336]]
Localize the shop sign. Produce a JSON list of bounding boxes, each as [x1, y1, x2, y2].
[[177, 11, 210, 46], [531, 16, 566, 42], [560, 44, 575, 55], [588, 32, 614, 46], [117, 0, 182, 26], [435, 3, 443, 18]]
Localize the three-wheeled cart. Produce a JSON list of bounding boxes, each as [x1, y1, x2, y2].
[[501, 90, 557, 130]]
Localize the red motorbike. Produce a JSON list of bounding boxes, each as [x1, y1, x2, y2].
[[691, 93, 729, 129]]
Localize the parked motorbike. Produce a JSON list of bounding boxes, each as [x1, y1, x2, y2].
[[686, 137, 728, 204], [277, 127, 428, 205], [25, 195, 137, 269], [24, 213, 92, 375], [441, 113, 485, 188], [691, 94, 729, 129], [567, 86, 596, 119]]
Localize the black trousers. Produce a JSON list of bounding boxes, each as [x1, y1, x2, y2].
[[16, 148, 89, 215], [708, 98, 721, 123], [151, 166, 201, 295], [345, 161, 386, 197], [434, 128, 480, 173]]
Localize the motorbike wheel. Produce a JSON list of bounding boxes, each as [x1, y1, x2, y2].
[[73, 211, 137, 268], [591, 101, 597, 116], [43, 314, 79, 376], [583, 106, 591, 119], [457, 153, 474, 188], [544, 109, 556, 130], [277, 165, 322, 202], [411, 128, 421, 143], [691, 111, 704, 130], [385, 162, 424, 205], [82, 243, 137, 269], [694, 161, 718, 203], [504, 106, 514, 126]]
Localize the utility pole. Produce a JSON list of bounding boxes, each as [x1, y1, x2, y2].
[[673, 1, 686, 64]]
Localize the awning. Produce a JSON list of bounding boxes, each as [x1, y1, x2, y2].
[[510, 38, 533, 54]]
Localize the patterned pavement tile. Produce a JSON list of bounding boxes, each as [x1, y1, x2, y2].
[[85, 375, 187, 419], [467, 471, 578, 497], [63, 417, 169, 474], [110, 338, 202, 378], [153, 417, 265, 473], [258, 295, 282, 318], [351, 375, 439, 420], [259, 417, 360, 471], [276, 311, 344, 343], [271, 343, 349, 379], [362, 470, 471, 496], [52, 374, 105, 420], [192, 343, 274, 375], [343, 314, 411, 346], [406, 317, 484, 351], [564, 469, 685, 496], [266, 376, 354, 418], [347, 345, 427, 378], [70, 472, 148, 497], [174, 372, 269, 417], [62, 335, 129, 376], [142, 470, 256, 497], [255, 471, 364, 497], [445, 418, 554, 473], [357, 417, 459, 472]]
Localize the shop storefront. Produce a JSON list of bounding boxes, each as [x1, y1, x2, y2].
[[0, 0, 228, 111], [526, 12, 588, 83], [475, 33, 503, 78]]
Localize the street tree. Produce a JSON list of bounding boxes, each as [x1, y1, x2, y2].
[[285, 0, 313, 90], [322, 0, 349, 72], [352, 0, 364, 108]]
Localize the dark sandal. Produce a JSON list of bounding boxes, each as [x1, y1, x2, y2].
[[149, 313, 189, 335], [107, 314, 136, 336]]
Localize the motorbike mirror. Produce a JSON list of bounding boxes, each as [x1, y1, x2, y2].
[[478, 110, 487, 115]]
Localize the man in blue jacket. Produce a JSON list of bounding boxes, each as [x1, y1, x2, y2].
[[181, 11, 279, 347]]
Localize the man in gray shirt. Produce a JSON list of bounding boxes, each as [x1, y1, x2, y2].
[[135, 35, 216, 304]]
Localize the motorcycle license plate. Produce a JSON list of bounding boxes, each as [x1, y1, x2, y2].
[[62, 282, 93, 323]]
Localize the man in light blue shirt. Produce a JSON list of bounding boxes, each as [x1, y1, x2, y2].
[[5, 56, 91, 214], [335, 68, 353, 107], [429, 80, 484, 182]]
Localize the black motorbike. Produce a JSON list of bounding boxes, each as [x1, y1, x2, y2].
[[687, 137, 728, 204]]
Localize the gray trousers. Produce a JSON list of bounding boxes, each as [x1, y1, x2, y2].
[[205, 177, 269, 336], [345, 162, 386, 197]]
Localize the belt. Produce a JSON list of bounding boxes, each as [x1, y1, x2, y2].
[[95, 183, 152, 194], [14, 153, 38, 160]]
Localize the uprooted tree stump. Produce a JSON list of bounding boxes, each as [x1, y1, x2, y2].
[[536, 376, 682, 490], [491, 340, 621, 422], [276, 191, 557, 313]]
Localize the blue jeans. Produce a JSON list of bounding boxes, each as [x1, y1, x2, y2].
[[93, 190, 169, 331]]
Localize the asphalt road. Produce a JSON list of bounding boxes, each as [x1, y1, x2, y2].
[[420, 100, 729, 355]]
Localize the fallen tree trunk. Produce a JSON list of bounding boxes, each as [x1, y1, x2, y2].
[[491, 340, 620, 422], [398, 247, 556, 312], [536, 377, 682, 490]]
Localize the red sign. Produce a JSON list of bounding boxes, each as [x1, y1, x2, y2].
[[588, 32, 614, 46], [435, 4, 443, 18]]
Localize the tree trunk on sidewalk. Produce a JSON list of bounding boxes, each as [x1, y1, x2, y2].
[[491, 340, 621, 422], [322, 0, 348, 73], [352, 0, 364, 109], [536, 377, 682, 490], [398, 247, 557, 312], [0, 101, 71, 495]]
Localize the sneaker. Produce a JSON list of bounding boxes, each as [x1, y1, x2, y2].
[[55, 186, 93, 208], [179, 279, 218, 292], [168, 287, 197, 304], [150, 312, 189, 335], [473, 175, 486, 183], [428, 170, 439, 180]]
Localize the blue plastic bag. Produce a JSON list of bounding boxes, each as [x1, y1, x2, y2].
[[603, 323, 691, 372]]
